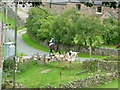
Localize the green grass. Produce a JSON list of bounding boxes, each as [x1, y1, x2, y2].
[[16, 60, 118, 88], [22, 33, 49, 52], [77, 52, 105, 58], [17, 52, 28, 56], [16, 61, 90, 88], [89, 78, 118, 88], [22, 33, 106, 58]]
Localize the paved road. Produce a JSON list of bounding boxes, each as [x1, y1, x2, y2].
[[7, 29, 48, 55], [6, 29, 92, 61]]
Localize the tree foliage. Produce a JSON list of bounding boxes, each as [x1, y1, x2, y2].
[[26, 7, 119, 47], [102, 17, 119, 44], [26, 7, 54, 41]]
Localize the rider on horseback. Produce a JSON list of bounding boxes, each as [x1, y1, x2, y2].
[[49, 38, 55, 47]]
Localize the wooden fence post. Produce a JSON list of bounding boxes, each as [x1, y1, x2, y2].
[[37, 52, 39, 60], [43, 54, 46, 65]]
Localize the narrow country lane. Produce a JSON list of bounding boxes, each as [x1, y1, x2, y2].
[[7, 29, 92, 61], [7, 29, 49, 55]]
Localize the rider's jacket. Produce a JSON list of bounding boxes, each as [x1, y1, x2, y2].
[[50, 38, 55, 43]]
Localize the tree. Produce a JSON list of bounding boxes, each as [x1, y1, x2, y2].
[[102, 2, 120, 8], [102, 16, 119, 44], [50, 8, 77, 45], [26, 7, 119, 49], [74, 15, 104, 47], [26, 7, 54, 41]]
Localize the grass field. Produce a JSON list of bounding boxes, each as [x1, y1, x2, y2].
[[16, 60, 88, 88], [16, 60, 118, 88], [89, 79, 118, 88], [22, 33, 106, 58]]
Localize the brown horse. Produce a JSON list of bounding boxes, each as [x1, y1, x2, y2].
[[116, 44, 120, 48], [48, 42, 61, 54]]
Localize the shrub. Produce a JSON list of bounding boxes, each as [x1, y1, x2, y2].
[[82, 58, 118, 72], [3, 58, 14, 72], [102, 55, 119, 61], [82, 59, 99, 71], [17, 60, 37, 72]]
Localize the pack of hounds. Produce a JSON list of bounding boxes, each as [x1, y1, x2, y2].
[[45, 51, 78, 62], [18, 51, 78, 63]]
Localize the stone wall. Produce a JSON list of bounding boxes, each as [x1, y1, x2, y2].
[[79, 46, 119, 56], [51, 4, 66, 13], [31, 36, 119, 56], [82, 59, 119, 71], [59, 44, 119, 56], [7, 8, 25, 26], [59, 71, 118, 88], [44, 71, 119, 88], [43, 58, 119, 88], [28, 29, 119, 56]]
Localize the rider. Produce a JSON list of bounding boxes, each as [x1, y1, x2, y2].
[[49, 38, 55, 46]]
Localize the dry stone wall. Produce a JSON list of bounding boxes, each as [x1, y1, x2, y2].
[[59, 71, 118, 88], [7, 8, 25, 26], [29, 34, 119, 56], [79, 46, 119, 56], [43, 71, 118, 88], [82, 59, 119, 71], [59, 44, 119, 56]]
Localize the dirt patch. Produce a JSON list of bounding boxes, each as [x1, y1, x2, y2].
[[41, 69, 51, 73]]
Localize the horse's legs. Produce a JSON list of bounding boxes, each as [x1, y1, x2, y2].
[[50, 49, 52, 53], [59, 51, 61, 54]]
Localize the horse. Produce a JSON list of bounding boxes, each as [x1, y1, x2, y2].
[[116, 44, 120, 48], [48, 42, 61, 54]]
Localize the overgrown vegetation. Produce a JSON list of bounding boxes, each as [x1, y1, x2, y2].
[[102, 55, 119, 61], [26, 7, 119, 48], [82, 55, 118, 72]]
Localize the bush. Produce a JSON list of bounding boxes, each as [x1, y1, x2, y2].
[[17, 60, 37, 72], [102, 55, 119, 61], [82, 58, 118, 72], [3, 58, 14, 72], [26, 7, 54, 42], [82, 59, 99, 71]]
